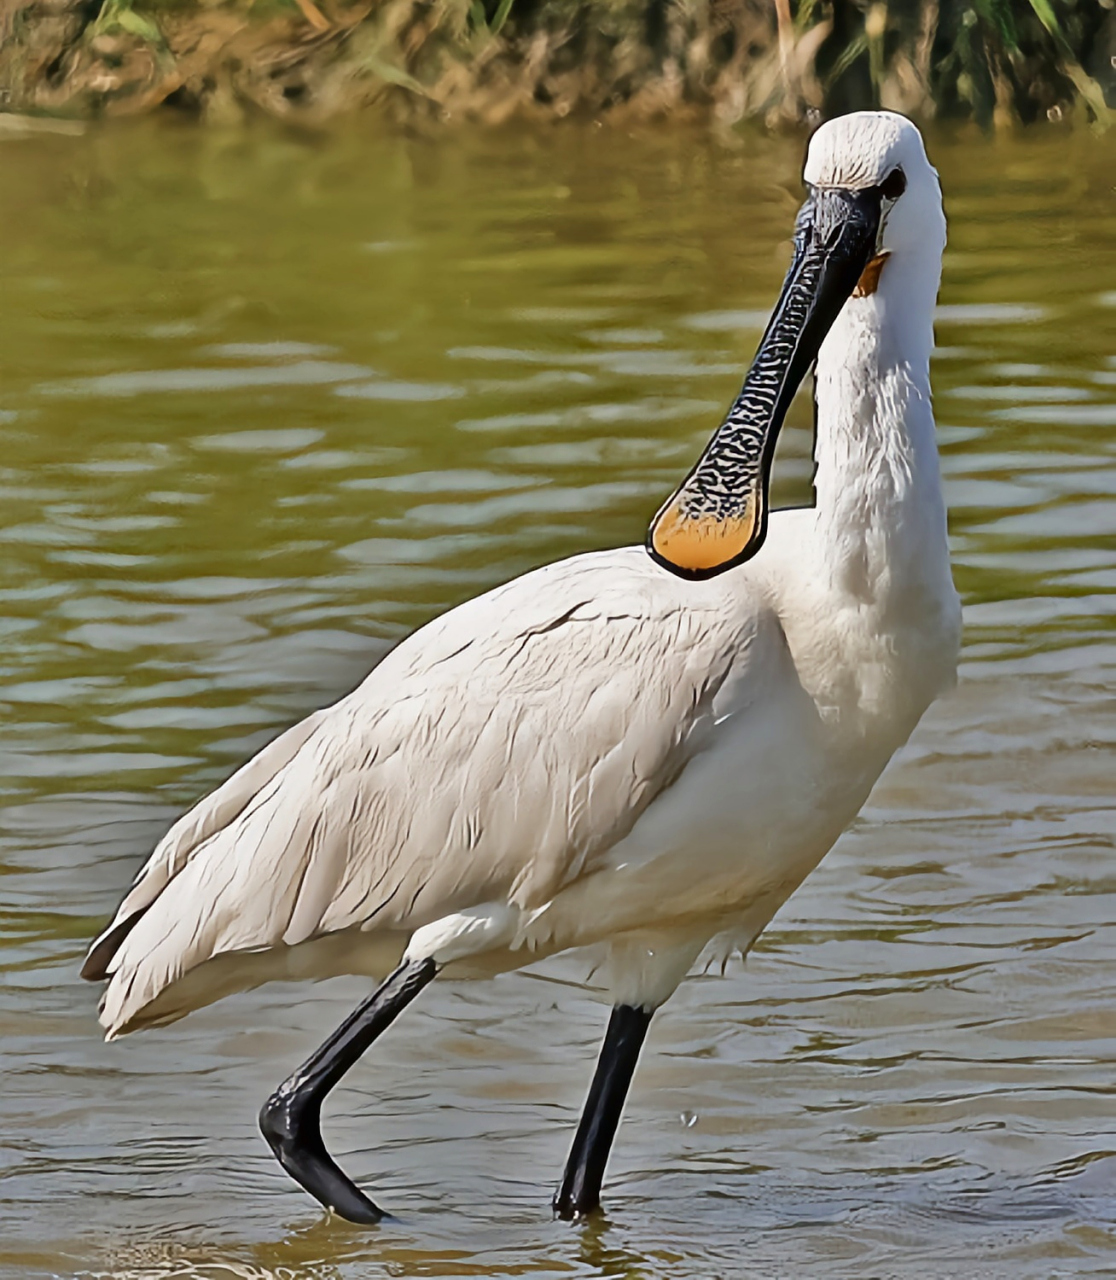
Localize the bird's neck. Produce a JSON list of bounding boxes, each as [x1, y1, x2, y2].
[[785, 261, 959, 747], [810, 255, 951, 610]]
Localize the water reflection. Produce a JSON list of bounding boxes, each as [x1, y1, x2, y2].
[[0, 117, 1114, 1279]]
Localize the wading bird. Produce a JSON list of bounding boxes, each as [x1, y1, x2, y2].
[[83, 111, 960, 1224]]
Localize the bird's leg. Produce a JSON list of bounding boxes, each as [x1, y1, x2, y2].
[[554, 1003, 653, 1221], [259, 956, 437, 1224]]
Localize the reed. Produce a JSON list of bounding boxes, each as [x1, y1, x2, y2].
[[1, 0, 1111, 126]]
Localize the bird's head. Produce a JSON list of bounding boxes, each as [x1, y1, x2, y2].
[[647, 110, 943, 581], [804, 110, 946, 292]]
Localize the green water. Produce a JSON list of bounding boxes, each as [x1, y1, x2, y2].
[[1, 116, 1114, 1279]]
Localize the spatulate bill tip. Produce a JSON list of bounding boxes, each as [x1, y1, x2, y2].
[[647, 493, 764, 580]]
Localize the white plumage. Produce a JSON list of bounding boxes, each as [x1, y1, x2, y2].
[[96, 551, 780, 1030], [85, 109, 962, 1222]]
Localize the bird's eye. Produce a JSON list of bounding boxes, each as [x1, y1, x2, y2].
[[880, 168, 906, 200]]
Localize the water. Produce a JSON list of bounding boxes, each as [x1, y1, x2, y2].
[[1, 116, 1114, 1279]]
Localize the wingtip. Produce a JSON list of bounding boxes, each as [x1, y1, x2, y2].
[[79, 909, 147, 983], [79, 951, 108, 983]]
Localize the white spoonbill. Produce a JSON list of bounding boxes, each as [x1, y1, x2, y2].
[[83, 110, 961, 1224]]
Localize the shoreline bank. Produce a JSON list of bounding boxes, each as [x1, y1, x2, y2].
[[1, 0, 1113, 129]]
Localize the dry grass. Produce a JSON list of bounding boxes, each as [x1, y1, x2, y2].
[[0, 0, 1112, 127]]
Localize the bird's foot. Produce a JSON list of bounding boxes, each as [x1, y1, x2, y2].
[[259, 1087, 384, 1225], [552, 1187, 602, 1222]]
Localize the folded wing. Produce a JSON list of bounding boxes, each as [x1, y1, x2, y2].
[[85, 548, 766, 1036]]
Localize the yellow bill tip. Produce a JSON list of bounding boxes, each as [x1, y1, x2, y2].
[[648, 497, 761, 579]]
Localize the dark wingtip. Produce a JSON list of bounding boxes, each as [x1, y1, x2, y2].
[[79, 909, 146, 982]]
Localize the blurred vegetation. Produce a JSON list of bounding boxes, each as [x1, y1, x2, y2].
[[0, 0, 1112, 126]]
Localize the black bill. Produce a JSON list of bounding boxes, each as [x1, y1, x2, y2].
[[647, 185, 885, 580]]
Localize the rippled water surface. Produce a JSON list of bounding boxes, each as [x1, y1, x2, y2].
[[1, 117, 1114, 1280]]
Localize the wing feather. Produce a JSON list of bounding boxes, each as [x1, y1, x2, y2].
[[89, 548, 766, 1034]]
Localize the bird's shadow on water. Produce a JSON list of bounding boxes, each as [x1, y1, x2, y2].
[[569, 1215, 656, 1279], [170, 1203, 652, 1280], [231, 1203, 663, 1280]]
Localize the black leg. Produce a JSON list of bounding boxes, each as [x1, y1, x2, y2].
[[259, 956, 437, 1224], [553, 1003, 653, 1221]]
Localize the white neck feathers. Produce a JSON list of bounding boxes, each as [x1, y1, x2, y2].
[[810, 251, 950, 608]]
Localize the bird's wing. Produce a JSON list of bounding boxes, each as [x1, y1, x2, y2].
[[81, 708, 330, 981], [89, 547, 780, 1034]]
